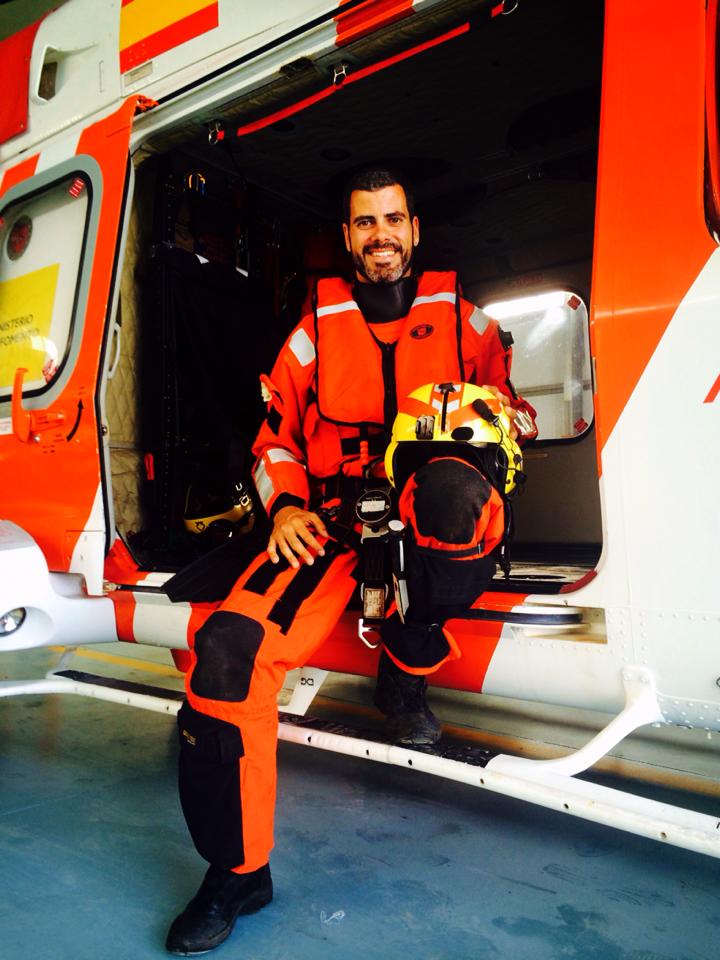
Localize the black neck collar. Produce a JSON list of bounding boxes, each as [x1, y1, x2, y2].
[[352, 275, 418, 324]]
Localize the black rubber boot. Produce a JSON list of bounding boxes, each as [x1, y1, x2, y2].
[[373, 651, 441, 747], [166, 863, 272, 955]]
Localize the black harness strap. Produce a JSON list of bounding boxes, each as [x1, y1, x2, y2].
[[366, 326, 399, 440], [267, 539, 352, 634], [244, 554, 290, 595], [415, 543, 485, 559], [455, 277, 466, 381]]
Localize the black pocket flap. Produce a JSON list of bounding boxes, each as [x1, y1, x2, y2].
[[177, 701, 244, 764]]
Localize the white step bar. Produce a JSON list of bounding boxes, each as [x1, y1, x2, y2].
[[1, 666, 718, 859]]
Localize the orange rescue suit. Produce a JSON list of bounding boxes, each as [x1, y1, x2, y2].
[[252, 271, 530, 515], [178, 271, 536, 880]]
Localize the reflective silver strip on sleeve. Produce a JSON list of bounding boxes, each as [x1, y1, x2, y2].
[[469, 306, 491, 336], [514, 408, 536, 437], [315, 300, 358, 318], [253, 458, 274, 507], [288, 328, 316, 367], [411, 292, 456, 308], [267, 448, 304, 465]]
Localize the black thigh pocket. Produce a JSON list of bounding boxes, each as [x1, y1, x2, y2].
[[177, 701, 246, 869]]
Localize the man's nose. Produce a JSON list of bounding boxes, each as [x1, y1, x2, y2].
[[372, 224, 394, 244]]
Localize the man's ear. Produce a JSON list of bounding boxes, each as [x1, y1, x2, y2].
[[342, 222, 351, 252], [412, 216, 420, 247]]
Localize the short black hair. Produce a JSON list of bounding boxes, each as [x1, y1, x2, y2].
[[342, 167, 415, 224]]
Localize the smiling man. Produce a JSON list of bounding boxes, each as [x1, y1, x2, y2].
[[343, 175, 420, 283], [166, 167, 537, 956]]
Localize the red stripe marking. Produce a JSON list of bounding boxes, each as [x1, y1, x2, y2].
[[0, 154, 39, 197], [0, 16, 48, 145], [232, 23, 469, 139], [335, 0, 414, 47], [704, 372, 720, 404], [121, 0, 135, 6], [171, 649, 193, 673], [104, 538, 144, 584], [110, 592, 138, 643], [119, 3, 218, 73], [560, 569, 597, 594]]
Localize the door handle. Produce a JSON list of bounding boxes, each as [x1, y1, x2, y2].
[[12, 367, 65, 442]]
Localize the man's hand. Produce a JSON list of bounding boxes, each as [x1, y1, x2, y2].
[[268, 506, 328, 568], [481, 384, 518, 440]]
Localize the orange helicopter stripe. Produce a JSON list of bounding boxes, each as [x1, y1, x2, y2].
[[111, 592, 138, 643], [335, 0, 414, 47], [704, 372, 720, 403], [590, 1, 714, 457], [0, 154, 39, 197]]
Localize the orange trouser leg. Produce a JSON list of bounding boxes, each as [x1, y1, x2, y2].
[[178, 536, 358, 874]]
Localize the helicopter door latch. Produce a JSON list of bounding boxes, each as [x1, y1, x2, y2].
[[11, 367, 65, 443]]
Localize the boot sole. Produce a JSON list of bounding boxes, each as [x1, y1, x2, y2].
[[166, 889, 273, 956]]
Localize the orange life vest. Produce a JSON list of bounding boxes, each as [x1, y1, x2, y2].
[[313, 271, 464, 429]]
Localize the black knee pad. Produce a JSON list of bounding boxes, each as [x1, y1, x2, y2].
[[177, 702, 246, 868], [190, 611, 265, 702], [411, 458, 493, 544]]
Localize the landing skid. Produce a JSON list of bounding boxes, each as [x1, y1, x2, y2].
[[1, 658, 718, 858]]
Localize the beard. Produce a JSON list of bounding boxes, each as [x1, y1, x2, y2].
[[353, 242, 412, 284]]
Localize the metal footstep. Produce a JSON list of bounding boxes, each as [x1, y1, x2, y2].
[[3, 667, 719, 860], [279, 712, 498, 766]]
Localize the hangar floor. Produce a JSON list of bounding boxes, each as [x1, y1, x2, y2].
[[1, 645, 719, 960]]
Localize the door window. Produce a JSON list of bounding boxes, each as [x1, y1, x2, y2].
[[483, 290, 593, 441], [0, 173, 90, 399]]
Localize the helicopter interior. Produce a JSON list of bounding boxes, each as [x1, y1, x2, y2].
[[107, 0, 605, 590]]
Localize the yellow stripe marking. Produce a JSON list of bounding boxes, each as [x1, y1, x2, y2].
[[50, 645, 183, 679], [120, 0, 214, 49]]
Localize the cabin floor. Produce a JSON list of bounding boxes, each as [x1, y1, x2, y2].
[[1, 644, 719, 960]]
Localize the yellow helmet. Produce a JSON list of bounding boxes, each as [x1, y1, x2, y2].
[[385, 382, 523, 496]]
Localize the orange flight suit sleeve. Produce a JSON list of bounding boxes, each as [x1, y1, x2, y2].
[[459, 297, 538, 441], [251, 315, 317, 517]]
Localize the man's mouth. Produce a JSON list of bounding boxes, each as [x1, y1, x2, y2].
[[367, 246, 399, 260]]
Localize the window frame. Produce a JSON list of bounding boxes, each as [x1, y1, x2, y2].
[[0, 156, 102, 409], [481, 285, 596, 446]]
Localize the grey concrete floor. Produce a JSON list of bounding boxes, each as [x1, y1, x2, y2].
[[1, 645, 719, 960]]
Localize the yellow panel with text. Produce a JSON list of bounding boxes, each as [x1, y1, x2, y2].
[[0, 263, 59, 389]]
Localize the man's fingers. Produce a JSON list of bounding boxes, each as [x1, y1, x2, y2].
[[297, 530, 324, 558], [268, 509, 330, 566], [285, 530, 314, 566], [307, 512, 328, 541], [482, 384, 511, 406], [277, 536, 300, 569]]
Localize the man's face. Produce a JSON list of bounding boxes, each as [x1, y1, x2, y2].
[[343, 184, 420, 284]]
